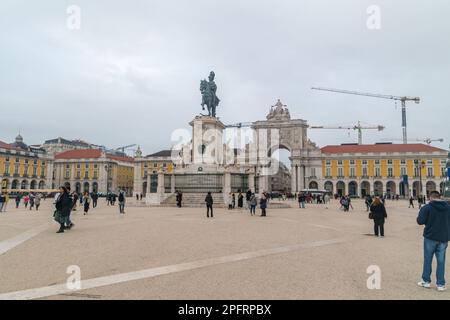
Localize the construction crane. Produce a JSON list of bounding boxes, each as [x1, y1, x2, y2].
[[225, 122, 253, 128], [116, 144, 137, 153], [310, 121, 384, 145], [381, 138, 444, 145], [311, 87, 420, 144]]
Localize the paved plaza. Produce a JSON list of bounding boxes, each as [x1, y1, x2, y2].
[[0, 198, 448, 300]]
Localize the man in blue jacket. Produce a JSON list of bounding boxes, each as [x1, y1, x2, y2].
[[417, 191, 450, 291]]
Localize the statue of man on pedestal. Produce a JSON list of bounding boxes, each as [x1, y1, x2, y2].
[[200, 71, 220, 117]]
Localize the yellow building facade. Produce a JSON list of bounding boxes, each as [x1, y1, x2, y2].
[[314, 143, 448, 198]]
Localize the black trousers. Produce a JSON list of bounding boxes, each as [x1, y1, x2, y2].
[[207, 205, 213, 217], [261, 208, 266, 216], [374, 219, 385, 236]]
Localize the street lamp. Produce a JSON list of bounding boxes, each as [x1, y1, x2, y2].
[[414, 159, 426, 199]]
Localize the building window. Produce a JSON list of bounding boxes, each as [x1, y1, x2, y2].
[[350, 160, 355, 165], [41, 167, 45, 177], [401, 167, 407, 176], [326, 160, 331, 165], [65, 170, 70, 179], [76, 171, 80, 179], [33, 166, 37, 176], [4, 163, 10, 175], [93, 171, 98, 179], [338, 167, 344, 177], [33, 159, 38, 165], [84, 171, 89, 179], [153, 163, 158, 168], [387, 167, 393, 177], [414, 167, 420, 177], [427, 167, 434, 177], [375, 160, 380, 165], [362, 160, 368, 165], [76, 164, 81, 169], [427, 160, 433, 165], [14, 164, 19, 174], [326, 167, 331, 177], [401, 159, 406, 165], [310, 168, 316, 177], [375, 167, 381, 177], [85, 164, 89, 169], [24, 165, 29, 176], [350, 167, 356, 177], [15, 158, 19, 163], [362, 167, 368, 177], [337, 160, 343, 165], [66, 164, 70, 169], [387, 160, 393, 165]]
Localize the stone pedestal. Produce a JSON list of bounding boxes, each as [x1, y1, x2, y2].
[[190, 116, 225, 166]]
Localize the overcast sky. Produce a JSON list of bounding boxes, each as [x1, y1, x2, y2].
[[1, 0, 449, 158]]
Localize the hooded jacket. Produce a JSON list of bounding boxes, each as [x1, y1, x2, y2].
[[417, 200, 450, 242]]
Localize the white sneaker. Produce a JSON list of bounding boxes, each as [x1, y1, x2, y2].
[[418, 281, 431, 288], [437, 286, 447, 292]]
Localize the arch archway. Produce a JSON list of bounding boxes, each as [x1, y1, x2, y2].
[[30, 180, 37, 190], [426, 181, 436, 197], [83, 182, 90, 193], [348, 181, 358, 197], [399, 181, 407, 197], [324, 181, 333, 194], [309, 181, 318, 189], [75, 182, 81, 194], [267, 145, 292, 194], [38, 180, 45, 189], [412, 181, 422, 197], [92, 182, 98, 193], [21, 180, 28, 190], [1, 179, 9, 190], [374, 181, 383, 196], [336, 181, 345, 196], [361, 181, 370, 197], [386, 181, 396, 198], [440, 182, 445, 194], [12, 179, 19, 189]]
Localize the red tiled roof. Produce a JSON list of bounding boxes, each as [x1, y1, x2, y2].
[[54, 149, 134, 162], [107, 154, 134, 162], [0, 140, 22, 151], [55, 149, 103, 159], [321, 143, 446, 154]]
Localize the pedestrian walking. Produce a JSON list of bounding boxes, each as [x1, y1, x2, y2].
[[0, 193, 4, 213], [15, 194, 21, 208], [417, 191, 450, 291], [409, 196, 415, 208], [54, 186, 73, 234], [83, 192, 90, 215], [298, 193, 306, 209], [23, 195, 29, 208], [249, 193, 257, 215], [29, 194, 35, 210], [205, 192, 213, 218], [118, 191, 126, 214], [34, 193, 41, 211], [260, 194, 267, 217], [91, 192, 98, 208], [369, 197, 387, 237], [232, 193, 236, 209], [365, 195, 373, 212], [238, 192, 244, 209]]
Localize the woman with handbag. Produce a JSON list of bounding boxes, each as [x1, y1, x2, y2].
[[369, 197, 388, 237], [55, 186, 73, 234]]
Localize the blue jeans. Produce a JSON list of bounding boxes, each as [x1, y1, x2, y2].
[[299, 201, 305, 208], [422, 238, 448, 286]]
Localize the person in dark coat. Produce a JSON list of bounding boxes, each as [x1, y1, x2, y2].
[[55, 186, 73, 233], [260, 195, 267, 217], [205, 192, 213, 218], [417, 191, 450, 291], [370, 197, 387, 237], [91, 192, 98, 208], [238, 193, 244, 209]]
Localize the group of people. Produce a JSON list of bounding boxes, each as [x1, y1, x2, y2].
[[204, 190, 268, 218], [0, 192, 45, 212], [53, 187, 127, 233]]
